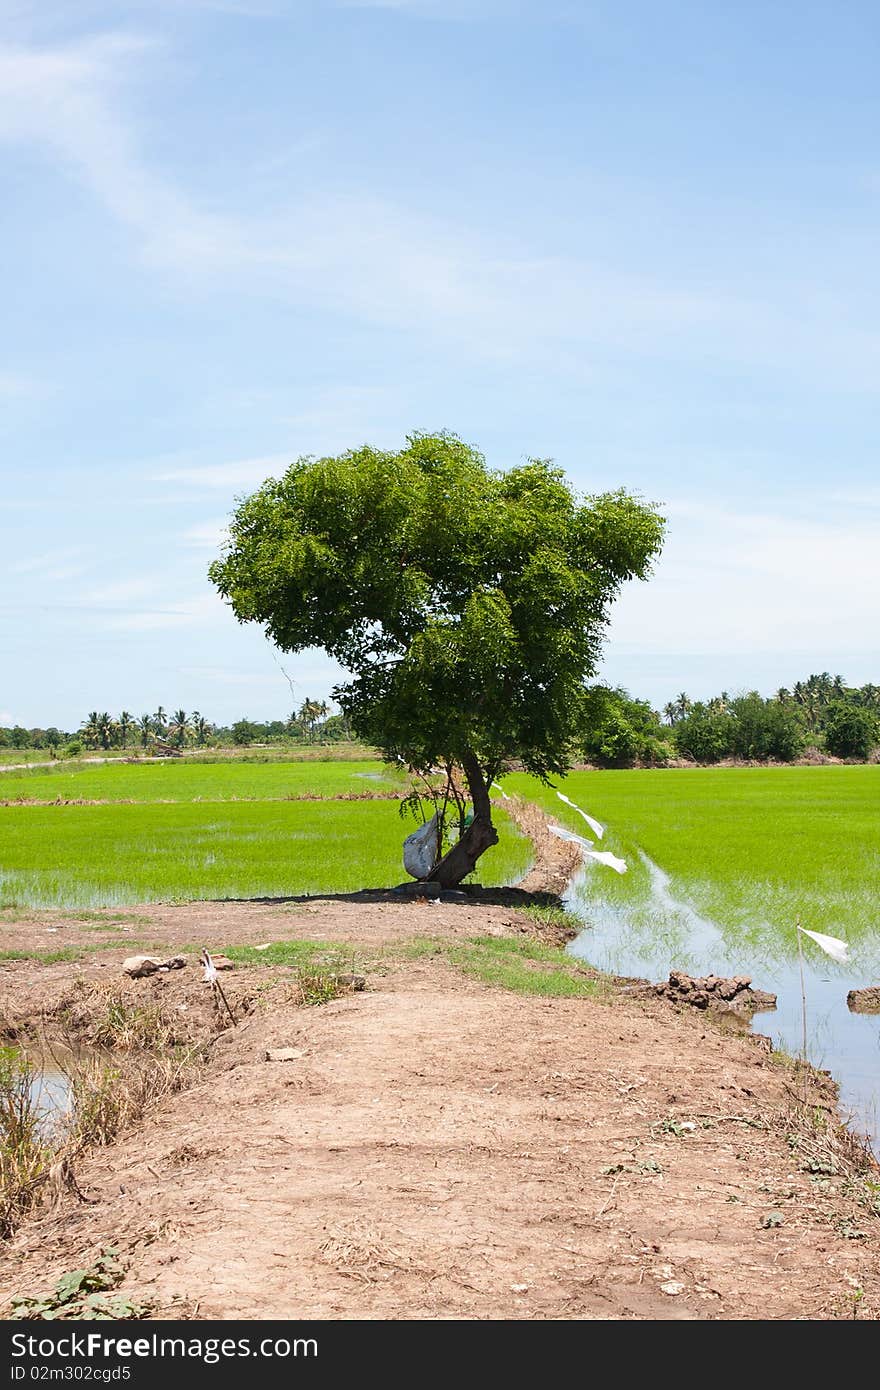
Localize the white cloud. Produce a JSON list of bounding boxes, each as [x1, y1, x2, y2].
[[0, 31, 848, 383], [10, 545, 88, 577], [606, 501, 880, 661], [178, 665, 278, 686], [180, 519, 230, 549], [80, 575, 158, 605], [0, 370, 42, 397], [154, 454, 290, 490], [97, 592, 228, 632]]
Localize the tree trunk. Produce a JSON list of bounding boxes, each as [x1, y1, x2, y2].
[[431, 752, 498, 888]]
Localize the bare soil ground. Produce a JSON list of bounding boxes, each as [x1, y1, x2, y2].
[[2, 890, 880, 1321]]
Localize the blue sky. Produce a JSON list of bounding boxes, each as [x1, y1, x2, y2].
[[2, 0, 879, 729]]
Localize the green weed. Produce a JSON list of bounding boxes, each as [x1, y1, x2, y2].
[[10, 1248, 153, 1320]]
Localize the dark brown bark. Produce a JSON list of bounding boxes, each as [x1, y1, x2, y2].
[[431, 752, 499, 888]]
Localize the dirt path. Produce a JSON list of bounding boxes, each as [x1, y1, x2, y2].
[[1, 896, 879, 1321]]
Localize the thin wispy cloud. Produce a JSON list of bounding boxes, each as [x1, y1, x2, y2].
[[10, 545, 87, 576], [181, 519, 230, 549], [609, 501, 880, 660], [3, 30, 868, 383], [0, 370, 42, 397], [154, 454, 291, 489]]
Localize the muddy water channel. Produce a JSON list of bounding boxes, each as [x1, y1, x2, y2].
[[29, 1067, 72, 1132], [565, 854, 880, 1153]]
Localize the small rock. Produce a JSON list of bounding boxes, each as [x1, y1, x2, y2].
[[510, 1284, 529, 1294], [336, 973, 366, 991], [847, 985, 880, 1015], [209, 955, 234, 971], [660, 1281, 685, 1296], [265, 1048, 305, 1063], [760, 1211, 784, 1229], [122, 954, 187, 978]]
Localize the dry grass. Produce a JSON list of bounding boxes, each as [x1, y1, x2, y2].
[[65, 1050, 198, 1150], [318, 1222, 428, 1285], [0, 1048, 54, 1238]]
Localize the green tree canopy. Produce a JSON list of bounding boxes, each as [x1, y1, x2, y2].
[[210, 432, 664, 884]]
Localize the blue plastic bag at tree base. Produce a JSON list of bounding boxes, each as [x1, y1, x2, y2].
[[403, 813, 440, 879]]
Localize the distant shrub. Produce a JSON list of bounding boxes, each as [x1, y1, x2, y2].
[[581, 686, 666, 768], [673, 705, 735, 763], [728, 693, 806, 762], [822, 702, 878, 760], [640, 735, 674, 766], [63, 739, 84, 759], [231, 719, 258, 746]]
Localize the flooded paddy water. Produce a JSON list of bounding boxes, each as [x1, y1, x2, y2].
[[565, 852, 880, 1152], [502, 767, 880, 1154]]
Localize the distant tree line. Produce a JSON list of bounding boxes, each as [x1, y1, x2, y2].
[[582, 672, 880, 767], [0, 699, 355, 756], [3, 673, 879, 767]]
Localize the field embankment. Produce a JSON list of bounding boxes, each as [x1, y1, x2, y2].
[[1, 896, 879, 1321]]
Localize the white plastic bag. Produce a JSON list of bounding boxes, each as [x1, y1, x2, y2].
[[403, 813, 440, 879]]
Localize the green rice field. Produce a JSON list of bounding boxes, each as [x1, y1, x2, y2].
[[0, 758, 397, 803], [0, 760, 529, 909], [505, 765, 880, 954]]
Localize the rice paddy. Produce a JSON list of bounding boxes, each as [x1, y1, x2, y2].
[[504, 766, 880, 959], [0, 758, 397, 803], [0, 760, 530, 909], [503, 766, 880, 1146]]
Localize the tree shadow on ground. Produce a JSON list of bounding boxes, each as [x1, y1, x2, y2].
[[206, 883, 565, 910]]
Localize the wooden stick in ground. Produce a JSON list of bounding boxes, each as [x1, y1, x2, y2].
[[201, 948, 237, 1027], [796, 918, 808, 1105]]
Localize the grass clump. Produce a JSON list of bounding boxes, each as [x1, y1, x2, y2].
[[400, 934, 604, 999], [293, 971, 350, 1006], [451, 935, 603, 998], [225, 942, 360, 1007], [225, 939, 349, 969], [66, 1052, 194, 1150]]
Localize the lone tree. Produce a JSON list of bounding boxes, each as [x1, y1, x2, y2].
[[209, 433, 664, 886]]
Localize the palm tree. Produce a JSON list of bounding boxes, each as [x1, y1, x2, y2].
[[153, 706, 166, 733], [81, 711, 100, 748], [672, 692, 692, 723], [192, 713, 211, 746], [298, 698, 323, 742], [96, 712, 114, 750], [168, 709, 189, 748], [118, 711, 133, 748], [138, 714, 153, 748], [775, 687, 792, 704]]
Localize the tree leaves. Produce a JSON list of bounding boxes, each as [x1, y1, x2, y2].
[[210, 431, 665, 790]]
